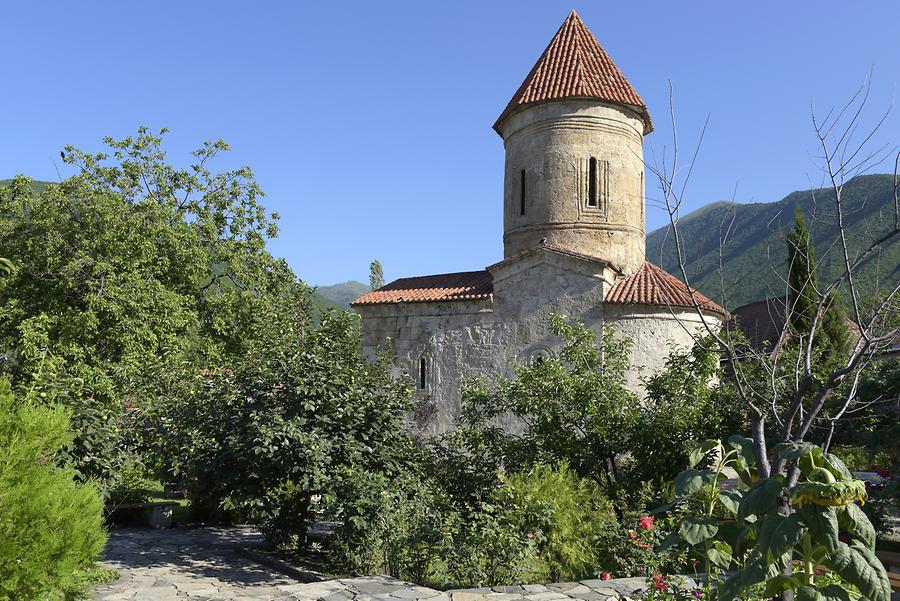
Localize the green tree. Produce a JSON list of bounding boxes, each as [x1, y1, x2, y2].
[[0, 127, 308, 488], [786, 207, 849, 358], [370, 259, 384, 290], [455, 315, 639, 491], [145, 310, 414, 549]]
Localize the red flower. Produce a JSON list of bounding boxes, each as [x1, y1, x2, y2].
[[637, 516, 654, 530], [600, 572, 612, 581], [652, 573, 665, 582], [655, 581, 667, 590]]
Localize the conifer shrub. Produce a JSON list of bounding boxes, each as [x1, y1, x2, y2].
[[0, 379, 107, 600]]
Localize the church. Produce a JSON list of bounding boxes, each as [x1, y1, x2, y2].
[[352, 11, 726, 433]]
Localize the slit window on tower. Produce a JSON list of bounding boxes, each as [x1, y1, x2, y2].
[[419, 357, 427, 390], [519, 169, 526, 215], [588, 157, 598, 207]]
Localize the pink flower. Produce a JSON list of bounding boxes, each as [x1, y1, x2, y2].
[[526, 532, 534, 540], [637, 516, 654, 530], [638, 567, 647, 575], [600, 572, 612, 581], [655, 581, 667, 591]]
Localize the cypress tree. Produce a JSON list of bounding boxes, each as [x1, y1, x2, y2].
[[786, 206, 849, 357]]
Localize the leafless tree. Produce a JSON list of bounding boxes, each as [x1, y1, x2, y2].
[[646, 77, 900, 482]]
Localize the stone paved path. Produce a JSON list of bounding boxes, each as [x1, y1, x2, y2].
[[93, 527, 676, 601]]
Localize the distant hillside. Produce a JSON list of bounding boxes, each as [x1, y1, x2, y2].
[[316, 280, 369, 307], [647, 174, 899, 308], [0, 178, 52, 193], [310, 290, 346, 315]]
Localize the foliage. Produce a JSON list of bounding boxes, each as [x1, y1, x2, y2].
[[106, 465, 163, 506], [786, 206, 849, 362], [369, 259, 384, 291], [665, 437, 891, 601], [324, 467, 448, 583], [0, 379, 106, 601], [144, 310, 414, 549], [634, 340, 745, 486], [0, 128, 304, 490], [498, 463, 613, 582], [595, 505, 689, 580], [458, 315, 639, 491]]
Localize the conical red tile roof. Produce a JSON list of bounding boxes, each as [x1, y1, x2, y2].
[[494, 10, 652, 133], [606, 262, 726, 316]]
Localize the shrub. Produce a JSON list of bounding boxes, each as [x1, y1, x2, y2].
[[499, 463, 613, 582], [325, 468, 448, 583], [0, 379, 107, 600]]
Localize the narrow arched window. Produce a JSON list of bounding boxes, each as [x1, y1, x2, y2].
[[419, 357, 427, 390], [519, 169, 526, 216], [588, 157, 598, 207]]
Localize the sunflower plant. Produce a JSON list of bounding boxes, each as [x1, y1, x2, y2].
[[664, 438, 891, 601]]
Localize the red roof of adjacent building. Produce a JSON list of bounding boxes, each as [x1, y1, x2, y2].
[[606, 262, 727, 316], [351, 270, 493, 305], [352, 259, 724, 315], [494, 10, 652, 133]]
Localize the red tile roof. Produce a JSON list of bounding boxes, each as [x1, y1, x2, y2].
[[494, 10, 652, 132], [351, 270, 493, 306], [488, 242, 618, 272], [606, 262, 726, 316]]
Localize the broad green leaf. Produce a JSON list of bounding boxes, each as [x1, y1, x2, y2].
[[824, 453, 853, 481], [726, 434, 756, 466], [718, 489, 742, 515], [674, 468, 717, 497], [657, 530, 681, 552], [706, 540, 733, 568], [679, 515, 718, 545], [738, 477, 782, 521], [795, 584, 852, 601], [756, 513, 805, 561], [727, 435, 758, 486], [764, 574, 801, 596], [777, 442, 817, 461], [798, 504, 839, 552], [837, 502, 875, 550], [821, 540, 891, 601], [689, 438, 720, 468]]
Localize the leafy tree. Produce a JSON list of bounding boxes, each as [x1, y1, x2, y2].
[[145, 310, 414, 548], [0, 128, 307, 488], [456, 315, 639, 491], [370, 259, 384, 290], [632, 339, 745, 485]]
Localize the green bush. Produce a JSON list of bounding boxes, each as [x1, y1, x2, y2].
[[325, 468, 448, 583], [0, 379, 107, 600], [499, 463, 612, 582]]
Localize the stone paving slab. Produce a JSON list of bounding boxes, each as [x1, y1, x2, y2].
[[93, 527, 684, 601]]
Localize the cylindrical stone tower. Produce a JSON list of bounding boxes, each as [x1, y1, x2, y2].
[[494, 11, 653, 274]]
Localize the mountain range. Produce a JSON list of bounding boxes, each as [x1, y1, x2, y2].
[[645, 173, 898, 308]]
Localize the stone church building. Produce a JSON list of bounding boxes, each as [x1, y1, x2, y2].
[[352, 11, 726, 433]]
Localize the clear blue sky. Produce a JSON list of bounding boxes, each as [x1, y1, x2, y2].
[[3, 2, 898, 286]]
